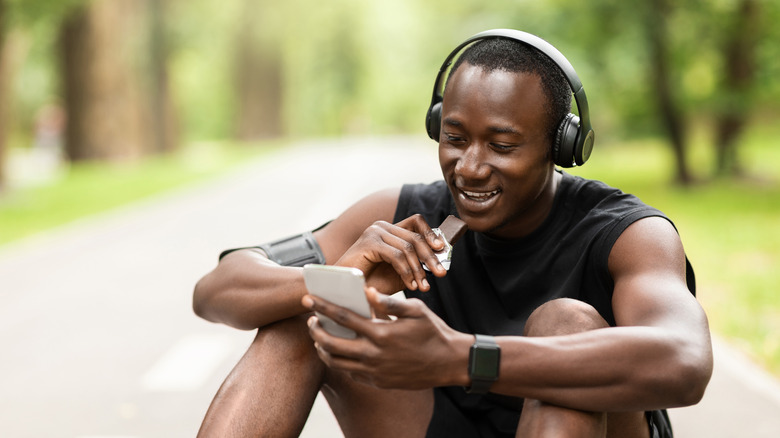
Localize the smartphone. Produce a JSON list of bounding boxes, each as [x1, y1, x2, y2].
[[302, 264, 371, 339]]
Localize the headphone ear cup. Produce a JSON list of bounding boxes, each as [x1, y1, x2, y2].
[[426, 101, 443, 141], [553, 113, 580, 168]]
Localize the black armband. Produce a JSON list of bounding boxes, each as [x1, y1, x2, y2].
[[219, 231, 326, 267]]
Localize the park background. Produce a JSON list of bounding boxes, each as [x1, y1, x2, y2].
[[0, 0, 779, 434]]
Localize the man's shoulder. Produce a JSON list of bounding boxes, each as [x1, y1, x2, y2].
[[562, 172, 624, 199], [561, 172, 655, 216], [557, 172, 671, 254]]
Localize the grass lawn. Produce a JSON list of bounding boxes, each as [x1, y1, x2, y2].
[[569, 123, 780, 376], [0, 140, 280, 246]]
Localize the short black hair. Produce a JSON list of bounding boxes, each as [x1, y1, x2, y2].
[[445, 37, 572, 144]]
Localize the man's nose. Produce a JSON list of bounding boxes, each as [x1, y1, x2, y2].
[[454, 143, 491, 181]]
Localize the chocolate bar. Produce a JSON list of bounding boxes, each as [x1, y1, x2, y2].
[[438, 215, 467, 244]]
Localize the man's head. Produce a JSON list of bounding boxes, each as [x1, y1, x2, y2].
[[436, 37, 577, 239], [444, 37, 572, 147]]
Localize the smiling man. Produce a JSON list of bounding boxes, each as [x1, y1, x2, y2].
[[193, 30, 712, 438]]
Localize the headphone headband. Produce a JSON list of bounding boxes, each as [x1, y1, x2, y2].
[[426, 29, 594, 167]]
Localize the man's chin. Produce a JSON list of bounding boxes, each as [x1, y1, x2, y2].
[[452, 210, 496, 235]]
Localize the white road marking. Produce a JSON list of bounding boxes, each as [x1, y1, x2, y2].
[[141, 334, 235, 392]]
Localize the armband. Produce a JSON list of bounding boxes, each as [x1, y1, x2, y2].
[[218, 231, 326, 267], [258, 231, 326, 267]]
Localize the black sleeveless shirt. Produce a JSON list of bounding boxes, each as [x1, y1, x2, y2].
[[392, 172, 690, 437]]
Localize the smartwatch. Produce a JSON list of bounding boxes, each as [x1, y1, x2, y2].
[[466, 334, 501, 394]]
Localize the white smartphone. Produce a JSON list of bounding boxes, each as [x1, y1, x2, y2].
[[302, 264, 371, 339]]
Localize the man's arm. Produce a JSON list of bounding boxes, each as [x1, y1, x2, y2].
[[477, 216, 713, 410], [192, 187, 404, 330], [305, 216, 713, 412]]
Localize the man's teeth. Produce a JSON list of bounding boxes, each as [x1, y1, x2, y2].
[[462, 189, 499, 200]]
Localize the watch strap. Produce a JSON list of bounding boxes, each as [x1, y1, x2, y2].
[[466, 334, 500, 394]]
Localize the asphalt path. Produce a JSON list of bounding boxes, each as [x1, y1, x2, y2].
[[1, 136, 779, 437]]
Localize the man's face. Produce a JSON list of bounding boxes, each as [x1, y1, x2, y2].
[[438, 63, 558, 239]]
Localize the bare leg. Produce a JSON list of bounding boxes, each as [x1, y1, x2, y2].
[[321, 368, 433, 438], [197, 313, 433, 438], [197, 314, 325, 438], [516, 299, 650, 438]]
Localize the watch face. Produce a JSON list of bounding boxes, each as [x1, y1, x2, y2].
[[471, 346, 500, 379]]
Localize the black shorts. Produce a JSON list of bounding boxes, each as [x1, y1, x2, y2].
[[647, 410, 674, 438], [426, 387, 673, 438]]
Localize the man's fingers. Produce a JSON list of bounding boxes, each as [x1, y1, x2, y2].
[[381, 223, 447, 287], [378, 231, 429, 290], [306, 312, 377, 373], [303, 294, 368, 332], [366, 287, 424, 319], [396, 215, 448, 277]]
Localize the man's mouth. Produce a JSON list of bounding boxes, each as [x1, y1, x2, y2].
[[460, 188, 500, 202]]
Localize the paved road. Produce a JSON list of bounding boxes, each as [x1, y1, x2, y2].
[[1, 136, 778, 437]]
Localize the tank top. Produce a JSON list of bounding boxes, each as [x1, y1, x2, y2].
[[392, 171, 691, 437]]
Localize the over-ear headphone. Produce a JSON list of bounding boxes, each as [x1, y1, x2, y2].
[[425, 29, 595, 168]]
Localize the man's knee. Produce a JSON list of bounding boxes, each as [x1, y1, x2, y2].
[[250, 313, 318, 364], [199, 314, 324, 438], [524, 298, 609, 337]]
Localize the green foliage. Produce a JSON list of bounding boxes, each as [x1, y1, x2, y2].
[[5, 0, 780, 144], [6, 0, 85, 26], [166, 0, 240, 140], [3, 0, 84, 145]]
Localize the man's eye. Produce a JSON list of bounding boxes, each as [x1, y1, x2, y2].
[[490, 143, 515, 151], [446, 135, 465, 144]]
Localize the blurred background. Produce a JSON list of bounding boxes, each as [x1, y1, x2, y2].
[[1, 0, 779, 436]]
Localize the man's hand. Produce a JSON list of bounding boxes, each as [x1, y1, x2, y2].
[[335, 215, 448, 294], [302, 287, 472, 390]]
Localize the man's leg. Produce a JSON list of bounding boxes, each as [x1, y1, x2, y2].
[[197, 314, 325, 438], [197, 313, 434, 438], [516, 298, 650, 438], [321, 366, 433, 438]]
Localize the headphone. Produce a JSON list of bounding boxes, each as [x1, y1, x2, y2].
[[425, 29, 595, 168]]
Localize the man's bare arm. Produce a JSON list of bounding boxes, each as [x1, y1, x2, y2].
[[488, 216, 713, 411], [192, 187, 402, 330]]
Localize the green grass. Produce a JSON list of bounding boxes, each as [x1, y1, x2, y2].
[[0, 140, 280, 245], [569, 123, 780, 375]]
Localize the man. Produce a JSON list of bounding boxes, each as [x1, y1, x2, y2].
[[193, 30, 712, 437]]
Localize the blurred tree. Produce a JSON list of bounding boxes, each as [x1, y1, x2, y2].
[[58, 0, 149, 161], [714, 0, 759, 177], [163, 0, 238, 140], [233, 0, 283, 140], [645, 0, 692, 184], [0, 0, 8, 189], [2, 0, 90, 121], [148, 0, 179, 153], [1, 0, 777, 182], [532, 0, 777, 184], [282, 0, 367, 137]]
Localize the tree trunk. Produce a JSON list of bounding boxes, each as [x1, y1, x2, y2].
[[148, 0, 178, 153], [58, 0, 149, 162], [714, 0, 758, 177], [234, 0, 284, 141], [0, 0, 8, 189], [646, 0, 692, 185]]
